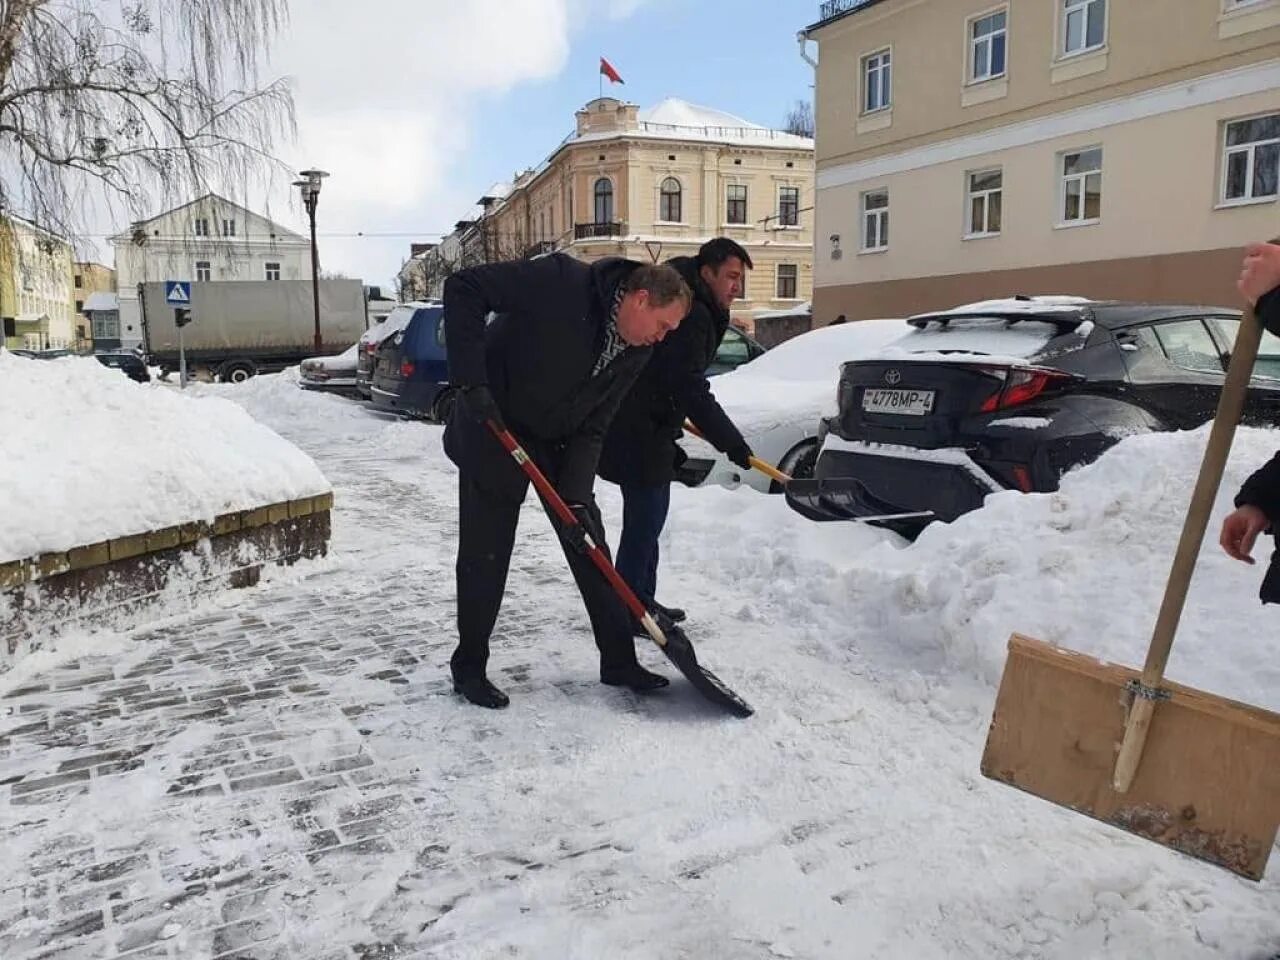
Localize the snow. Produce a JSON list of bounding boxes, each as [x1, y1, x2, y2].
[[0, 350, 331, 561], [6, 370, 1280, 957], [988, 416, 1054, 429], [820, 434, 1004, 491], [576, 98, 813, 149], [920, 295, 1095, 317], [303, 342, 359, 373]]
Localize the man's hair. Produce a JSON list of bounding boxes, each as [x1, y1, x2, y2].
[[698, 237, 754, 272], [626, 263, 692, 308]]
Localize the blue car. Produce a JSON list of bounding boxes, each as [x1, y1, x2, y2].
[[369, 304, 454, 421]]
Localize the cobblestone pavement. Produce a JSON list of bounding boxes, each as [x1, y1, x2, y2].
[[0, 405, 793, 960]]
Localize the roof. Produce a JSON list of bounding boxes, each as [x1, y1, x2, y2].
[[575, 97, 813, 150], [110, 192, 306, 243], [804, 0, 893, 35], [82, 292, 119, 312], [911, 297, 1244, 330]]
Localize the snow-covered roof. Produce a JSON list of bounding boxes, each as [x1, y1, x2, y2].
[[915, 296, 1095, 320], [575, 97, 814, 150], [82, 292, 119, 312], [753, 301, 812, 320]]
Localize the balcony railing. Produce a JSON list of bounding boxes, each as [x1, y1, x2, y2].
[[817, 0, 877, 23], [574, 221, 625, 240], [523, 240, 558, 259]]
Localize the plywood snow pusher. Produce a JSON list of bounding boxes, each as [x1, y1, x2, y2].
[[981, 307, 1280, 880], [486, 421, 753, 718]]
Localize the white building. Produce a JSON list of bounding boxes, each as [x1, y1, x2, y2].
[[111, 194, 309, 349]]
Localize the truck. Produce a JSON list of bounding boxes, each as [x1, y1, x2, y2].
[[138, 279, 368, 382]]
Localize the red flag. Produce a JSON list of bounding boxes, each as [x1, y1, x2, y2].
[[599, 57, 624, 84]]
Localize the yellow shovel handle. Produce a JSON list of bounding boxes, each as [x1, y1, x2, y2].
[[683, 420, 792, 484]]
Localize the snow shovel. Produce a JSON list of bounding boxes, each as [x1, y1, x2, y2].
[[981, 306, 1280, 880], [485, 421, 754, 718], [682, 420, 791, 485]]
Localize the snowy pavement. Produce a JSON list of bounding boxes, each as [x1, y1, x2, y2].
[[3, 374, 1280, 959]]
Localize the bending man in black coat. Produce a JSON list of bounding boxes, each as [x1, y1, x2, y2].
[[443, 253, 692, 709], [1220, 239, 1280, 600], [598, 238, 755, 623]]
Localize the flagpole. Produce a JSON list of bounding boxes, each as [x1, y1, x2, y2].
[[599, 62, 602, 99]]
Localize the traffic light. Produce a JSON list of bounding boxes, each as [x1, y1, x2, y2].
[[174, 308, 191, 328]]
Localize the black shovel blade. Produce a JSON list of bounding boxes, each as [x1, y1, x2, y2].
[[657, 624, 754, 718]]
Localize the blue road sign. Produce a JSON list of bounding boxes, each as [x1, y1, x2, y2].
[[165, 281, 191, 305]]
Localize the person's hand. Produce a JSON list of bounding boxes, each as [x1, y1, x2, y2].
[[726, 442, 754, 471], [562, 502, 605, 556], [460, 384, 503, 428], [1237, 242, 1280, 306], [1220, 504, 1270, 564]]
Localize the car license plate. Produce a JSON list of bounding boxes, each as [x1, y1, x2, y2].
[[862, 388, 936, 416]]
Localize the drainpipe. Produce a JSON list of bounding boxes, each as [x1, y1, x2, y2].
[[796, 30, 817, 69]]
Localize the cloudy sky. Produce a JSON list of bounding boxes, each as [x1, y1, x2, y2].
[[253, 0, 814, 290]]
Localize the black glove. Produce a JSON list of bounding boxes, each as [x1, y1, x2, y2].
[[460, 384, 504, 428], [725, 442, 754, 471], [561, 501, 606, 556]]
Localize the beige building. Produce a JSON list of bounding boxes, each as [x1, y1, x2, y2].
[[480, 97, 816, 328], [802, 0, 1280, 323], [73, 262, 115, 347], [0, 214, 74, 351]]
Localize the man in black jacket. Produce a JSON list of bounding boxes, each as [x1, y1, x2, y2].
[[443, 253, 692, 709], [1220, 240, 1280, 600], [598, 238, 756, 624]]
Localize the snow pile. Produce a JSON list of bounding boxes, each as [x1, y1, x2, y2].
[[663, 423, 1280, 713], [0, 351, 331, 561]]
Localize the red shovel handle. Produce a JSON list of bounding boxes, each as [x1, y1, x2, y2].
[[485, 421, 650, 623]]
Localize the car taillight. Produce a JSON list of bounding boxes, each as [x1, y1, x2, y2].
[[400, 359, 415, 377], [837, 378, 852, 412], [364, 342, 377, 354], [980, 367, 1071, 413], [1011, 464, 1033, 492]]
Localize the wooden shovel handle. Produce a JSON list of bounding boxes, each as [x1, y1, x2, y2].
[[1113, 306, 1263, 791], [682, 420, 792, 484]]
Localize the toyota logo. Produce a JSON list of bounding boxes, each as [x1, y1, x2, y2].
[[883, 369, 902, 385]]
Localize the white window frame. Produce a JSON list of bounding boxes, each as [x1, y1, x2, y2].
[[862, 48, 892, 114], [221, 218, 236, 237], [1221, 113, 1280, 206], [777, 185, 801, 227], [775, 263, 799, 300], [861, 189, 889, 252], [1058, 147, 1103, 227], [968, 7, 1008, 83], [1061, 0, 1107, 58], [265, 261, 281, 281], [965, 168, 1003, 238], [195, 260, 211, 282], [194, 217, 209, 237]]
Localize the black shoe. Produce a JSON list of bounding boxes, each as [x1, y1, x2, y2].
[[452, 675, 510, 709], [600, 664, 670, 692], [654, 602, 686, 623]]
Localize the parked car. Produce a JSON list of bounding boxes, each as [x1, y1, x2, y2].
[[677, 318, 915, 492], [299, 343, 360, 396], [93, 350, 150, 383], [785, 296, 1280, 538], [706, 325, 766, 376], [357, 301, 439, 400], [369, 303, 452, 420]]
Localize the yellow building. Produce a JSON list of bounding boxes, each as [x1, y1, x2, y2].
[[803, 0, 1280, 322], [73, 262, 116, 349], [481, 97, 816, 329], [0, 214, 74, 351]]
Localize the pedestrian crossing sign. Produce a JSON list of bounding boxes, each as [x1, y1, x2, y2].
[[165, 281, 191, 305]]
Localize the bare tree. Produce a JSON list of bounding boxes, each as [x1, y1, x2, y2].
[[0, 0, 295, 243], [783, 100, 815, 139]]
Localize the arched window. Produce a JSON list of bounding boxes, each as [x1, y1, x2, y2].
[[594, 178, 614, 225], [660, 177, 682, 222]]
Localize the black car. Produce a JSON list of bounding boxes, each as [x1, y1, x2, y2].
[[786, 297, 1280, 537], [706, 325, 766, 376], [94, 350, 150, 383], [369, 304, 452, 421]]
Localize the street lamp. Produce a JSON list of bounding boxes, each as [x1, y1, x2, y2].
[[293, 168, 329, 351]]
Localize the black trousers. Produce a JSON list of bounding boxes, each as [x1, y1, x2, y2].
[[447, 421, 639, 682]]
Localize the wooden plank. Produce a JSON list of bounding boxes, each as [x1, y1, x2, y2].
[[267, 502, 290, 525], [68, 542, 111, 571], [178, 522, 206, 545], [241, 507, 270, 530], [288, 497, 314, 519], [145, 527, 181, 553], [982, 633, 1280, 880], [109, 534, 148, 562], [36, 553, 71, 579], [313, 491, 334, 513], [0, 560, 29, 590], [211, 512, 241, 537]]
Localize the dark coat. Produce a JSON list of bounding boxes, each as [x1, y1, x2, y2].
[[442, 253, 651, 503], [598, 255, 746, 486], [1233, 285, 1280, 603]]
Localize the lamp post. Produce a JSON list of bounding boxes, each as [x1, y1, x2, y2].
[[292, 169, 329, 351]]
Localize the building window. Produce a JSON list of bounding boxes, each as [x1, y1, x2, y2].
[[776, 264, 798, 299], [1060, 148, 1102, 224], [74, 274, 83, 288], [727, 184, 748, 224], [265, 262, 281, 281], [862, 190, 889, 250], [1062, 0, 1106, 56], [195, 260, 211, 282], [970, 10, 1007, 82], [222, 218, 236, 237], [593, 178, 614, 224], [863, 49, 892, 113], [778, 186, 800, 227], [1223, 114, 1279, 203], [967, 169, 1003, 236], [659, 177, 682, 222], [75, 299, 83, 313], [194, 218, 209, 237]]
